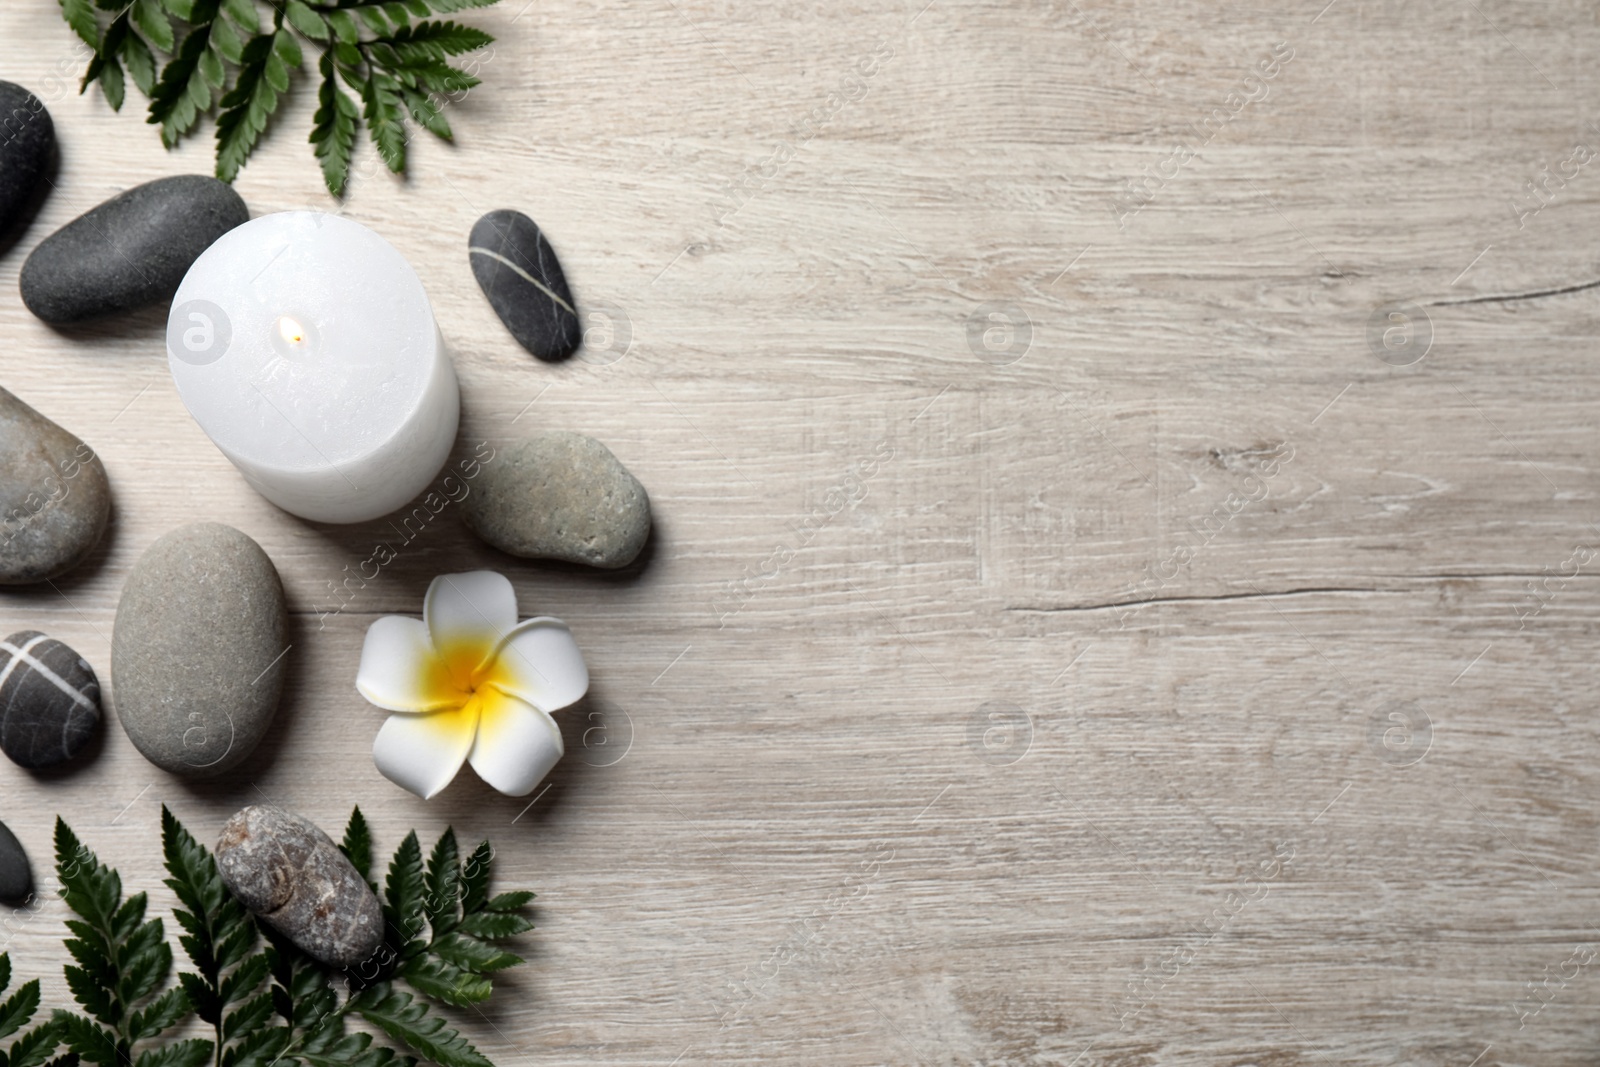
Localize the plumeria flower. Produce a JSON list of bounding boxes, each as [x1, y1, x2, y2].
[[356, 571, 589, 799]]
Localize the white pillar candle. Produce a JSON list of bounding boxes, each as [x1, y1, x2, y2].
[[165, 212, 459, 524]]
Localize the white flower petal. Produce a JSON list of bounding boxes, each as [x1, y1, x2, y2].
[[372, 706, 477, 799], [468, 689, 564, 796], [483, 617, 589, 713], [424, 572, 518, 676], [357, 616, 462, 713]]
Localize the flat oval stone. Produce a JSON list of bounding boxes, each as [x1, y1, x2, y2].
[[0, 82, 54, 236], [112, 522, 287, 777], [0, 819, 31, 905], [463, 431, 651, 569], [216, 805, 383, 968], [0, 631, 100, 769], [20, 175, 248, 324], [469, 209, 581, 362], [0, 386, 111, 585]]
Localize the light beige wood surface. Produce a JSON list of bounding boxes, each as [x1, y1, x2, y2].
[[4, 1, 1600, 1063]]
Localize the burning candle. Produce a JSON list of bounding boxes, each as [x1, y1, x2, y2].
[[166, 212, 459, 524]]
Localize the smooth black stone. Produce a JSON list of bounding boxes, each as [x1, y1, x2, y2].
[[20, 175, 248, 324], [0, 819, 31, 905], [0, 82, 54, 238], [0, 630, 100, 769], [469, 209, 581, 362]]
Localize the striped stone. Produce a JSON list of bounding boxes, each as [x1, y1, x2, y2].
[[469, 209, 582, 362], [0, 630, 100, 769]]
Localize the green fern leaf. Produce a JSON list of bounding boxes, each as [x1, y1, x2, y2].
[[339, 808, 375, 886], [361, 72, 408, 175], [176, 974, 215, 1028], [325, 10, 360, 43], [285, 0, 329, 40], [457, 843, 492, 914], [383, 832, 425, 939], [210, 16, 244, 62], [131, 0, 175, 52], [215, 955, 268, 1008], [219, 0, 256, 33], [388, 20, 493, 61], [50, 1013, 117, 1067], [61, 969, 113, 1026], [128, 987, 189, 1041], [147, 25, 218, 146], [400, 88, 452, 140], [134, 1038, 212, 1067], [352, 986, 492, 1067], [214, 32, 282, 182], [484, 891, 534, 913], [396, 957, 491, 1008], [122, 31, 159, 94], [219, 992, 272, 1043], [98, 56, 126, 109], [430, 935, 519, 974], [423, 829, 460, 934], [0, 980, 40, 1042], [55, 822, 119, 946], [59, 0, 99, 46], [224, 1026, 291, 1067], [454, 911, 532, 942], [311, 54, 359, 196], [5, 1027, 61, 1067]]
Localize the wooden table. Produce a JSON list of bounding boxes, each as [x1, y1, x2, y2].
[[3, 1, 1599, 1063]]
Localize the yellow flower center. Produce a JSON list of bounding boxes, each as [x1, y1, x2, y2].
[[412, 636, 518, 741]]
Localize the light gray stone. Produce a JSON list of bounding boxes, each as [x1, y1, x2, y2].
[[463, 431, 651, 569], [0, 386, 110, 585], [112, 523, 287, 777], [216, 805, 384, 968]]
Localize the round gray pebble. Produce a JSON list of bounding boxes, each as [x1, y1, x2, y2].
[[216, 805, 384, 968], [0, 630, 100, 769], [0, 385, 111, 585], [112, 523, 287, 778], [463, 431, 651, 569]]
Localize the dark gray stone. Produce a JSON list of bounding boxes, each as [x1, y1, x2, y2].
[[216, 805, 384, 969], [0, 82, 54, 238], [0, 819, 31, 906], [0, 630, 100, 769], [469, 209, 581, 362], [463, 431, 651, 569], [112, 523, 287, 778], [20, 175, 248, 324], [0, 386, 111, 585]]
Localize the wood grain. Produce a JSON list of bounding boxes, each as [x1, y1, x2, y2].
[[4, 0, 1600, 1063]]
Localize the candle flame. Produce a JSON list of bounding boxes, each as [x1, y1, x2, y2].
[[277, 316, 306, 346]]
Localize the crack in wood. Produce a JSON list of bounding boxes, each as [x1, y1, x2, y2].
[[1426, 276, 1600, 307]]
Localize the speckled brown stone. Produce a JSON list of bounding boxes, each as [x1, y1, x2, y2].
[[215, 805, 383, 968]]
